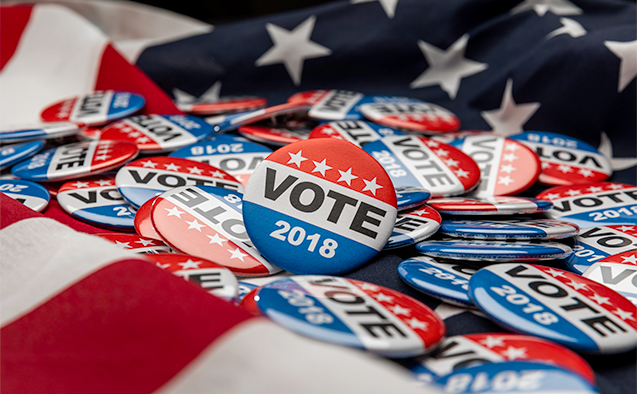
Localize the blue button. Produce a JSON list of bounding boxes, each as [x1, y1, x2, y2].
[[416, 239, 572, 262], [395, 185, 431, 211], [0, 122, 79, 143], [564, 225, 637, 273], [0, 140, 45, 170], [439, 219, 579, 240], [0, 179, 50, 212], [384, 205, 441, 249], [427, 196, 553, 215]]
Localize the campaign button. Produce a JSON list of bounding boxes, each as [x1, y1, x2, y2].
[[360, 101, 460, 133], [406, 333, 596, 384], [206, 103, 310, 133], [243, 138, 398, 275], [439, 219, 579, 240], [145, 253, 239, 302], [427, 196, 553, 215], [398, 256, 485, 307], [450, 135, 540, 197], [239, 285, 262, 314], [363, 136, 480, 197], [287, 90, 331, 105], [151, 185, 280, 277], [385, 205, 441, 249], [509, 131, 612, 185], [12, 140, 139, 182], [237, 125, 309, 146], [255, 275, 446, 358], [115, 156, 244, 208], [133, 196, 163, 241], [469, 263, 637, 353], [57, 176, 136, 231], [416, 239, 573, 262], [0, 122, 80, 143], [581, 251, 637, 305], [100, 114, 213, 153], [237, 281, 259, 303], [40, 91, 145, 127], [78, 127, 103, 141], [96, 233, 171, 254], [0, 179, 50, 212], [309, 120, 404, 148], [302, 90, 366, 120], [434, 361, 599, 393], [0, 140, 45, 171], [177, 96, 267, 115], [429, 130, 497, 145], [169, 135, 272, 187], [564, 225, 637, 274], [395, 185, 431, 212], [536, 182, 637, 228]]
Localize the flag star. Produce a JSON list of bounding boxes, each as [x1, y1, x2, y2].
[[454, 168, 469, 178], [434, 149, 449, 157], [94, 154, 110, 161], [135, 238, 156, 246], [188, 166, 204, 175], [605, 40, 637, 92], [546, 17, 587, 40], [389, 304, 411, 316], [165, 206, 185, 218], [598, 131, 637, 171], [481, 79, 540, 135], [141, 160, 157, 168], [155, 262, 171, 270], [511, 0, 582, 17], [579, 168, 593, 178], [541, 162, 551, 169], [566, 280, 588, 291], [72, 181, 90, 188], [115, 241, 131, 249], [543, 192, 561, 200], [210, 170, 226, 178], [406, 317, 428, 331], [500, 164, 516, 174], [590, 293, 611, 306], [95, 179, 112, 186], [311, 158, 332, 176], [498, 176, 514, 186], [362, 177, 383, 195], [502, 153, 518, 162], [613, 308, 635, 321], [287, 150, 308, 168], [565, 189, 581, 196], [621, 254, 637, 265], [373, 292, 395, 303], [164, 163, 181, 171], [409, 34, 488, 99], [480, 336, 505, 348], [587, 186, 604, 193], [546, 268, 566, 278], [351, 0, 399, 18], [501, 346, 527, 360], [228, 248, 248, 261], [445, 158, 459, 167], [255, 15, 332, 86], [358, 282, 379, 291], [136, 136, 150, 144], [207, 233, 226, 246], [337, 168, 358, 186], [186, 219, 206, 232], [179, 259, 202, 270]]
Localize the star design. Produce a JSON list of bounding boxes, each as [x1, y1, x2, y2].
[[406, 317, 428, 330], [605, 39, 637, 92], [504, 142, 520, 152], [389, 304, 411, 316], [557, 164, 573, 173], [207, 233, 226, 246], [502, 153, 518, 162], [590, 293, 611, 306], [311, 158, 332, 176], [445, 158, 459, 167], [228, 248, 248, 261], [541, 162, 551, 170], [351, 0, 399, 18], [94, 154, 110, 161], [480, 336, 505, 348], [72, 181, 90, 188], [165, 206, 185, 218], [434, 149, 449, 157], [500, 164, 516, 174], [358, 282, 379, 291], [141, 160, 157, 168], [186, 219, 206, 232], [578, 168, 593, 178], [481, 79, 540, 135], [566, 280, 588, 291], [425, 140, 440, 148], [95, 179, 112, 186], [155, 262, 171, 270], [598, 131, 637, 171], [115, 241, 131, 249], [188, 166, 204, 175], [543, 193, 561, 200], [128, 131, 141, 138], [287, 150, 308, 168], [607, 183, 625, 190], [211, 170, 226, 178], [135, 238, 156, 246], [337, 168, 358, 186], [409, 34, 487, 99], [546, 17, 586, 40], [164, 163, 181, 171], [501, 346, 527, 360], [255, 16, 332, 86], [179, 259, 202, 270], [511, 0, 582, 17], [412, 209, 430, 216], [362, 177, 383, 195], [621, 254, 637, 265], [373, 292, 395, 303], [136, 136, 150, 144], [612, 308, 635, 321], [454, 168, 469, 178], [545, 268, 566, 278], [498, 176, 514, 186], [564, 189, 581, 196], [587, 186, 604, 193], [174, 81, 222, 104]]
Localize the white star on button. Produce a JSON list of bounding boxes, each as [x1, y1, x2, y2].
[[287, 150, 307, 168], [546, 268, 566, 278], [135, 238, 156, 246], [115, 241, 131, 249], [502, 153, 518, 162], [373, 292, 395, 303], [388, 304, 411, 316], [186, 219, 206, 231], [481, 79, 540, 135], [95, 179, 112, 186], [612, 308, 635, 321], [406, 317, 428, 330], [454, 168, 469, 178], [141, 160, 157, 168], [94, 154, 110, 161], [590, 293, 611, 306], [210, 170, 226, 178], [557, 164, 573, 173], [565, 189, 581, 196], [228, 248, 248, 261], [587, 186, 604, 193], [166, 207, 185, 218], [207, 233, 226, 246], [337, 167, 358, 186], [543, 193, 561, 200], [501, 346, 527, 360], [311, 158, 332, 176], [621, 254, 637, 265], [72, 181, 90, 188], [179, 259, 202, 270], [358, 282, 379, 291], [578, 168, 593, 178], [362, 177, 383, 195], [445, 158, 459, 167], [500, 164, 516, 174], [498, 176, 514, 186], [480, 336, 505, 348], [566, 280, 588, 291], [188, 166, 204, 175], [164, 163, 181, 171]]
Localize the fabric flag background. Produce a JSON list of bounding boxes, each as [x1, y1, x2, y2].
[[1, 1, 636, 393]]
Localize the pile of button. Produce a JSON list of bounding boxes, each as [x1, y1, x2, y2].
[[1, 88, 634, 393]]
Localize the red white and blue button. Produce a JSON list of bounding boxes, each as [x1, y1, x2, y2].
[[289, 90, 366, 120], [427, 196, 553, 215], [416, 239, 572, 262], [439, 219, 579, 240], [177, 96, 267, 116], [133, 196, 163, 241], [0, 179, 50, 212], [237, 281, 259, 303], [581, 250, 637, 306], [206, 103, 310, 133], [395, 185, 431, 212], [237, 125, 309, 146], [564, 225, 637, 274], [0, 122, 79, 143], [0, 140, 45, 171], [384, 205, 441, 249], [96, 233, 171, 254], [242, 138, 397, 275], [309, 120, 404, 147], [360, 101, 460, 133]]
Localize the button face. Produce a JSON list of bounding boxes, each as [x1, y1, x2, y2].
[[360, 101, 460, 133], [300, 90, 366, 120], [243, 139, 397, 275], [509, 131, 612, 185], [309, 120, 404, 148], [564, 225, 637, 274], [416, 239, 572, 262], [101, 114, 213, 153], [177, 96, 267, 115], [115, 156, 244, 208], [96, 233, 171, 254], [237, 125, 309, 146], [237, 281, 259, 303], [40, 91, 145, 127], [439, 219, 579, 240], [363, 136, 480, 197], [395, 185, 431, 211], [581, 252, 637, 305], [151, 185, 280, 277], [206, 103, 310, 133], [398, 256, 483, 307], [450, 135, 540, 197], [0, 140, 45, 171], [145, 253, 239, 302], [0, 179, 50, 212], [406, 333, 596, 384], [385, 205, 441, 249], [427, 196, 553, 215], [133, 196, 163, 241], [12, 140, 138, 182], [434, 361, 599, 393], [469, 263, 637, 354], [536, 182, 637, 228], [255, 275, 446, 358], [169, 135, 272, 187], [0, 122, 79, 143], [57, 176, 136, 231]]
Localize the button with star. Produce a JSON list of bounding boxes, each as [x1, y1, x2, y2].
[[255, 275, 446, 358], [439, 218, 579, 240], [384, 205, 441, 249], [96, 233, 171, 254], [0, 179, 50, 212], [133, 196, 163, 241], [563, 225, 637, 274], [468, 263, 637, 354], [242, 138, 397, 275], [359, 100, 460, 134], [581, 250, 637, 306], [309, 120, 404, 148], [427, 196, 553, 215], [205, 102, 310, 133], [177, 94, 267, 116]]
